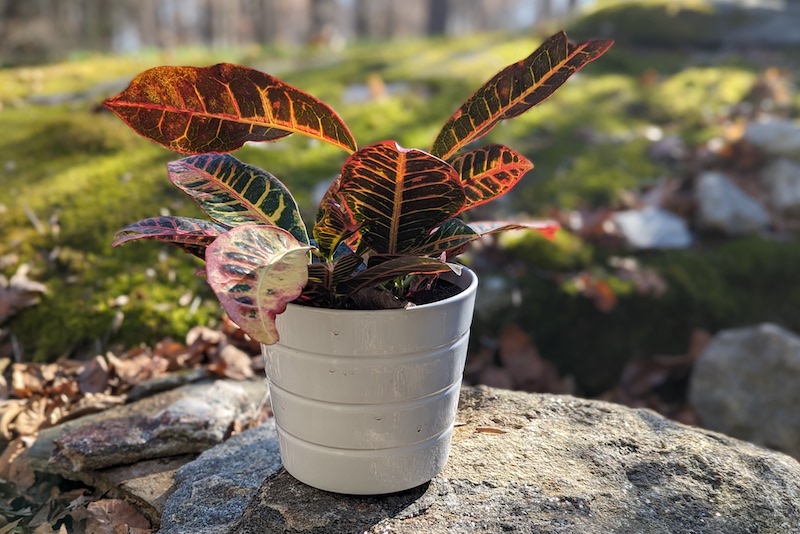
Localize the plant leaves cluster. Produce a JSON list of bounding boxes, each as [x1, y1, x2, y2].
[[108, 31, 612, 345]]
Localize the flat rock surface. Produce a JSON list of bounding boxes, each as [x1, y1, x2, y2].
[[28, 378, 267, 527], [159, 418, 282, 534], [161, 386, 800, 534]]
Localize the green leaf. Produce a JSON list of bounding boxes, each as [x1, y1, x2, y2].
[[449, 145, 533, 212], [337, 256, 454, 297], [334, 141, 466, 255], [168, 154, 309, 244], [205, 224, 311, 345], [112, 216, 226, 259], [104, 63, 357, 154], [431, 31, 613, 160]]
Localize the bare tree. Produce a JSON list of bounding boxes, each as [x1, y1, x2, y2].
[[427, 0, 448, 36]]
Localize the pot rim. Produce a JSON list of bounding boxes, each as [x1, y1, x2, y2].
[[284, 265, 478, 316]]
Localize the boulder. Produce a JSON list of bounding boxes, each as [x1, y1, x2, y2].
[[694, 171, 770, 235], [760, 158, 800, 214], [613, 206, 692, 249], [160, 386, 800, 533], [689, 323, 800, 459]]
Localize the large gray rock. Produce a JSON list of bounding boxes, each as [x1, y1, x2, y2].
[[694, 171, 770, 235], [689, 323, 800, 459], [161, 386, 800, 533]]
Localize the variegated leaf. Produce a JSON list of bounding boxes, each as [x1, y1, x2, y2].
[[338, 256, 454, 297], [431, 32, 613, 160], [300, 262, 335, 306], [168, 154, 309, 244], [411, 218, 478, 257], [104, 63, 357, 154], [205, 225, 311, 345], [449, 145, 533, 212], [335, 141, 466, 254], [112, 216, 226, 259], [313, 176, 362, 258], [469, 220, 560, 240]]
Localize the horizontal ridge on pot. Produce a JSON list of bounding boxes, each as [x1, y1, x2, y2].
[[269, 379, 462, 449]]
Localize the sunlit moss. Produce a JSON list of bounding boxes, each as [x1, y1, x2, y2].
[[500, 229, 594, 272], [647, 67, 757, 123]]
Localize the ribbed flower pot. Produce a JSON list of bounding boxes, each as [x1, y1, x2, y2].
[[261, 267, 478, 494]]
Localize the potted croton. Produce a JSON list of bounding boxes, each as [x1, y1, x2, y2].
[[107, 31, 612, 494]]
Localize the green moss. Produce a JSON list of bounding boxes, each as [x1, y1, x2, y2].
[[569, 0, 723, 50], [500, 229, 594, 272], [0, 25, 792, 363], [647, 67, 756, 126], [479, 237, 800, 394]]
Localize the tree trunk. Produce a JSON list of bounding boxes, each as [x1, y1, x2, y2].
[[427, 0, 448, 35]]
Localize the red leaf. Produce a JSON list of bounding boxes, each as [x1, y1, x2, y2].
[[449, 145, 533, 212]]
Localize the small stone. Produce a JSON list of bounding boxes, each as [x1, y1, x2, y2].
[[613, 206, 692, 249], [745, 119, 800, 159], [689, 323, 800, 459], [760, 158, 800, 214], [694, 171, 770, 235]]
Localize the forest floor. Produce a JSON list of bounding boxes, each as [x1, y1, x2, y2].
[[4, 1, 800, 531]]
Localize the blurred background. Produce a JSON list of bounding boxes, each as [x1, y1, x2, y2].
[[3, 0, 800, 459]]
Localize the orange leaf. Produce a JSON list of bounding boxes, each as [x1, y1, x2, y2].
[[432, 31, 612, 160], [105, 63, 357, 154]]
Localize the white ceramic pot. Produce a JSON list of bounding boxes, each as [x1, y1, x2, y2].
[[261, 267, 478, 494]]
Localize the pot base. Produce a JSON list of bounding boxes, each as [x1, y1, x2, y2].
[[276, 422, 455, 495]]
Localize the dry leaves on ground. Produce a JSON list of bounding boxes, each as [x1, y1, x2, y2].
[[0, 317, 262, 532]]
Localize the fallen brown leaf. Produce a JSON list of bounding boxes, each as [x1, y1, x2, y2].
[[0, 358, 10, 399], [0, 264, 48, 324], [78, 356, 110, 394], [10, 397, 47, 436], [0, 519, 23, 534], [497, 324, 569, 394], [475, 427, 508, 435], [0, 436, 35, 491], [0, 399, 27, 439], [209, 344, 254, 381], [85, 499, 151, 534]]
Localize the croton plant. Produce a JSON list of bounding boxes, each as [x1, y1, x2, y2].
[[108, 31, 612, 345]]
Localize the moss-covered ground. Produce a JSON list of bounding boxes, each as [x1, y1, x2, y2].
[[2, 2, 799, 395]]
